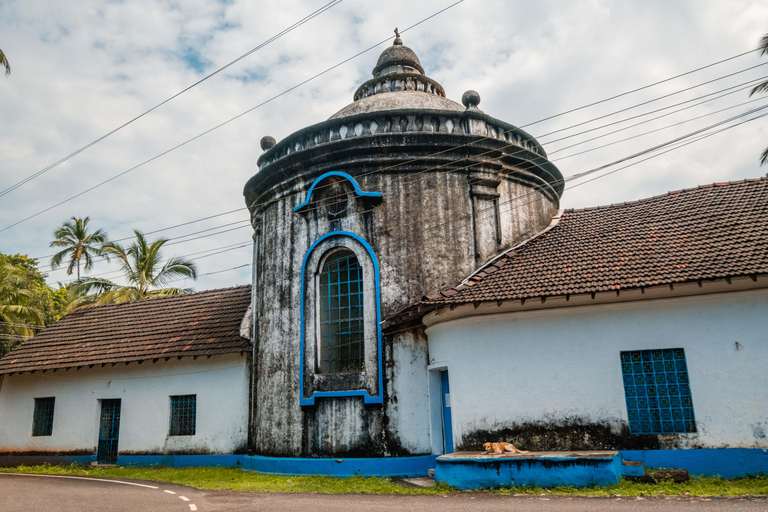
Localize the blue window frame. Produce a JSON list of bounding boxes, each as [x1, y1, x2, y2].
[[621, 349, 696, 434], [318, 250, 364, 373], [32, 397, 55, 437], [169, 395, 196, 436]]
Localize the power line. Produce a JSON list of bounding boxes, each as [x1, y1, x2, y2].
[[517, 48, 762, 130], [36, 83, 765, 273], [54, 240, 252, 286], [0, 1, 466, 234], [0, 1, 344, 199], [21, 55, 767, 282], [17, 48, 763, 252], [52, 110, 763, 302]]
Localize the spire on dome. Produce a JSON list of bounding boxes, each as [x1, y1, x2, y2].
[[393, 28, 403, 46]]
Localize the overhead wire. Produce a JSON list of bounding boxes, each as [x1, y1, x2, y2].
[[31, 69, 768, 270], [26, 111, 764, 335], [0, 0, 466, 234], [100, 103, 768, 287], [0, 0, 344, 199], [37, 86, 768, 277]]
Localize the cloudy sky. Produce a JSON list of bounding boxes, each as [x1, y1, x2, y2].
[[1, 0, 766, 292]]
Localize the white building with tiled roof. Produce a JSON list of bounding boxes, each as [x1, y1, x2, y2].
[[0, 286, 251, 466]]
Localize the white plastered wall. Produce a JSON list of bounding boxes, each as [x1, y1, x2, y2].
[[0, 354, 248, 454], [425, 289, 768, 449]]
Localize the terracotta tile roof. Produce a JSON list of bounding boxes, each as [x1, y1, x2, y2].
[[0, 285, 251, 375], [421, 178, 768, 308]]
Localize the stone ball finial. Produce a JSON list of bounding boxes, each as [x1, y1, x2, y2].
[[260, 136, 277, 151], [462, 90, 481, 110], [393, 27, 403, 46]]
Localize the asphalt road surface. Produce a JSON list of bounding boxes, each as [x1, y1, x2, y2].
[[2, 473, 767, 511]]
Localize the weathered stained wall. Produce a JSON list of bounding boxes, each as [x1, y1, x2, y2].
[[425, 289, 768, 451], [0, 354, 248, 455], [247, 154, 557, 457]]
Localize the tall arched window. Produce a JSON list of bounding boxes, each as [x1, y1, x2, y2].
[[318, 250, 364, 373]]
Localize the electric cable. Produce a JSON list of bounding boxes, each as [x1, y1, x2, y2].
[[0, 28, 759, 235], [0, 1, 466, 234], [18, 53, 767, 259], [37, 88, 767, 275], [0, 1, 343, 199]]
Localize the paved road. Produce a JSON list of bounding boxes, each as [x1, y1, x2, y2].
[[2, 473, 767, 511], [0, 473, 202, 512]]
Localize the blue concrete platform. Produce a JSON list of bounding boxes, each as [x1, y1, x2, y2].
[[435, 451, 623, 489]]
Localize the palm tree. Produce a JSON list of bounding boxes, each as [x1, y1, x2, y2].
[[50, 217, 109, 280], [69, 231, 197, 309], [0, 48, 9, 76], [750, 33, 768, 165], [0, 261, 44, 357]]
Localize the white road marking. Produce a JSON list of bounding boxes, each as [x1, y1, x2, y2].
[[164, 489, 177, 494], [0, 472, 159, 489], [179, 496, 190, 501], [189, 505, 197, 511]]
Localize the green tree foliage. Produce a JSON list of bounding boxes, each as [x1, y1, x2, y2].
[[750, 33, 768, 166], [69, 231, 197, 309], [0, 254, 53, 357], [50, 216, 109, 280]]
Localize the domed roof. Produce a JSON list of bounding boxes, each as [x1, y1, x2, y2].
[[329, 30, 459, 121], [373, 44, 424, 76], [329, 91, 463, 119]]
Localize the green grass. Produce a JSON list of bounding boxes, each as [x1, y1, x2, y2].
[[0, 464, 451, 494], [2, 464, 767, 497], [493, 474, 768, 497]]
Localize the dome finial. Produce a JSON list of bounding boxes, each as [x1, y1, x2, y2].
[[393, 28, 403, 46]]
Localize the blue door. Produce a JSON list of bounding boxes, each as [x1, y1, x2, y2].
[[97, 399, 121, 464], [440, 370, 454, 453]]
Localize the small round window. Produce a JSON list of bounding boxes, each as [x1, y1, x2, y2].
[[323, 184, 348, 216]]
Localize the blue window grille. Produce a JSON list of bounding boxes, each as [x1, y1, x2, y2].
[[319, 250, 364, 373], [621, 349, 696, 434], [32, 397, 55, 437], [169, 395, 196, 436]]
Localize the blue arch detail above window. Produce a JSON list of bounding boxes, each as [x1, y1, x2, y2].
[[294, 172, 382, 213], [299, 231, 384, 406]]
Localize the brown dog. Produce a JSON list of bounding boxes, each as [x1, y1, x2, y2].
[[483, 442, 522, 454]]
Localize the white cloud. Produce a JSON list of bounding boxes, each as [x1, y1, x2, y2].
[[0, 0, 766, 291]]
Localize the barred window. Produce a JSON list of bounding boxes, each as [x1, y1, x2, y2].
[[169, 395, 196, 436], [621, 349, 696, 434], [32, 397, 55, 437], [318, 250, 364, 373]]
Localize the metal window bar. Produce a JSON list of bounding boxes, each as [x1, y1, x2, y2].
[[169, 395, 196, 436], [319, 250, 364, 373], [32, 397, 55, 437], [620, 348, 696, 434]]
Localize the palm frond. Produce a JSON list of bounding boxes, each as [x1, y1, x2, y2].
[[69, 277, 121, 297], [0, 49, 9, 76], [148, 287, 191, 297], [749, 80, 768, 97], [154, 257, 198, 287], [758, 34, 768, 56]]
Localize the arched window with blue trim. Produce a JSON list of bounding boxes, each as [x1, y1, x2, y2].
[[299, 231, 384, 405], [318, 250, 364, 373]]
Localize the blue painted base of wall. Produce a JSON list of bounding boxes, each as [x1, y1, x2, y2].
[[435, 454, 622, 490], [243, 454, 437, 478], [620, 449, 768, 479], [0, 453, 437, 477], [4, 449, 762, 480], [117, 454, 246, 468]]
